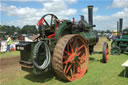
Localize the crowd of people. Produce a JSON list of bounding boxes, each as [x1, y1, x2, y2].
[[0, 34, 35, 52], [0, 35, 13, 52]]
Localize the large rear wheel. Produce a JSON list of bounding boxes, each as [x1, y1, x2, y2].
[[52, 34, 89, 81]]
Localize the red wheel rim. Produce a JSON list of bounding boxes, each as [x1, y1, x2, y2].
[[106, 45, 109, 62], [63, 37, 89, 81]]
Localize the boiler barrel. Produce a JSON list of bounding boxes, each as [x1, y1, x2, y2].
[[80, 31, 98, 46]]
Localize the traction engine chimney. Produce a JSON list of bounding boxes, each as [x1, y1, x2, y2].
[[88, 5, 93, 30]]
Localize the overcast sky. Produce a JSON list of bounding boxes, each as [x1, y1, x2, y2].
[[0, 0, 128, 31]]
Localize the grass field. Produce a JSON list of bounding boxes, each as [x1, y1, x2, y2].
[[0, 51, 20, 59], [0, 37, 128, 85]]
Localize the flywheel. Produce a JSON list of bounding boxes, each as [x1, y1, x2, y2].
[[52, 34, 89, 81]]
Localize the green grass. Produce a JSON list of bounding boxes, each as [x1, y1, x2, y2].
[[0, 37, 128, 85], [0, 51, 20, 59], [1, 53, 128, 85]]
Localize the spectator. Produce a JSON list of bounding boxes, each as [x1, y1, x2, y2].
[[112, 35, 116, 40], [6, 35, 12, 52]]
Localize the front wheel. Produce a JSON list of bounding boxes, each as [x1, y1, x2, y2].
[[102, 42, 109, 63]]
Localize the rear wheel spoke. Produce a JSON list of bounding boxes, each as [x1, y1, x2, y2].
[[67, 44, 70, 52], [73, 64, 76, 73], [75, 47, 77, 53], [69, 42, 74, 53], [64, 50, 71, 56], [63, 56, 73, 64], [77, 45, 84, 52], [66, 64, 72, 74], [70, 69, 73, 79], [73, 39, 78, 48], [76, 60, 80, 65], [64, 64, 68, 73], [77, 51, 81, 56]]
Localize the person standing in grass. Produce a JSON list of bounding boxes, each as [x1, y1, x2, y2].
[[6, 35, 12, 52]]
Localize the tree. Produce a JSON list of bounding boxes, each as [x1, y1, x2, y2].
[[0, 25, 38, 36], [21, 25, 38, 34], [106, 30, 111, 33]]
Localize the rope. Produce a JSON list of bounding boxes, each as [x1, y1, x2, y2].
[[33, 41, 51, 70]]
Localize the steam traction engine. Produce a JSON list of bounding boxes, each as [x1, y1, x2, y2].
[[16, 6, 109, 81], [111, 18, 128, 55]]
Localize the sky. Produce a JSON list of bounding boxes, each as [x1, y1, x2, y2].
[[0, 0, 128, 31]]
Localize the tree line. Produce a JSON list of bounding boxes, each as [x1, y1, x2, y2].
[[0, 25, 112, 38], [0, 25, 38, 36]]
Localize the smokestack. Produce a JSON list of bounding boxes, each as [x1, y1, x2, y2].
[[117, 21, 119, 36], [88, 5, 93, 29], [80, 15, 85, 21], [119, 18, 123, 35]]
